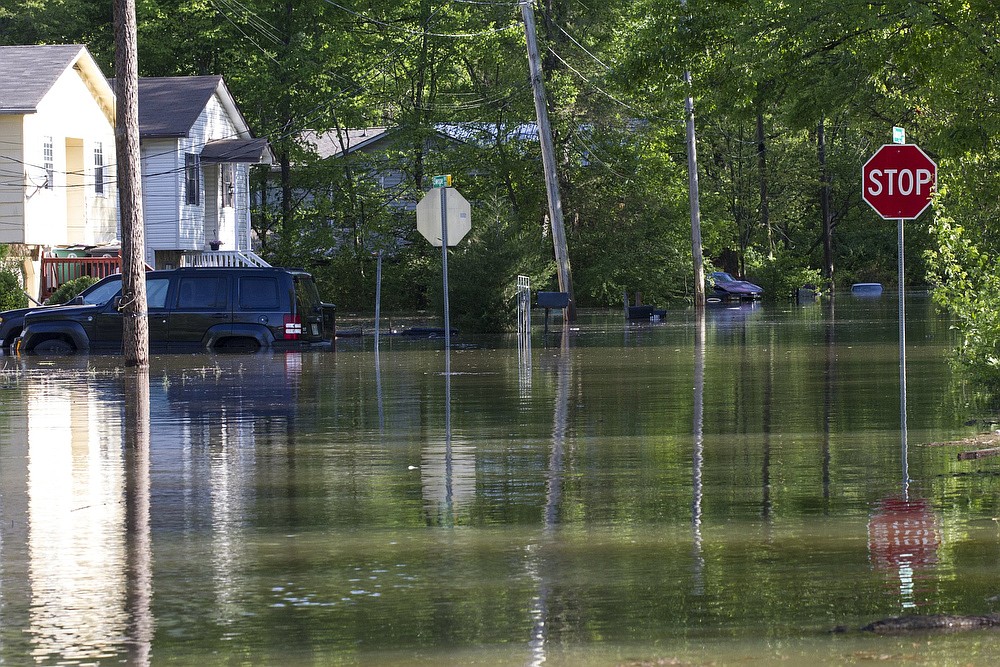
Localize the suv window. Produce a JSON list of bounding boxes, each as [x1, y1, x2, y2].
[[293, 274, 321, 314], [177, 276, 228, 309], [146, 278, 170, 308], [239, 276, 280, 310]]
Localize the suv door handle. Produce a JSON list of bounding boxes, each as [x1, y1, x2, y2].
[[212, 313, 227, 318]]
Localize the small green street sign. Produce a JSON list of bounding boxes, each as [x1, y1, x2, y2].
[[432, 174, 452, 188], [892, 127, 906, 144]]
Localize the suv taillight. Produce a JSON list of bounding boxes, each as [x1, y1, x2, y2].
[[283, 314, 302, 339]]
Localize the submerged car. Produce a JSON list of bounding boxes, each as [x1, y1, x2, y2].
[[0, 275, 126, 351], [708, 271, 763, 302], [15, 267, 335, 355]]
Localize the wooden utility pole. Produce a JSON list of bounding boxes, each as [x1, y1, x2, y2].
[[681, 0, 705, 308], [114, 0, 149, 366], [520, 0, 576, 321]]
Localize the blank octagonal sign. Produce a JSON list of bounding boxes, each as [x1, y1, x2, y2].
[[416, 188, 472, 247]]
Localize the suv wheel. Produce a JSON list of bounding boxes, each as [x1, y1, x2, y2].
[[216, 337, 260, 353], [33, 338, 76, 354]]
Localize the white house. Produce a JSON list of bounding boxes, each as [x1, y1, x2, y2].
[[131, 76, 273, 269], [0, 44, 118, 299]]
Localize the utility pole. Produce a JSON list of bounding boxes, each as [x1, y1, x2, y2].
[[681, 0, 705, 308], [520, 0, 576, 321], [818, 119, 834, 289], [114, 0, 149, 366]]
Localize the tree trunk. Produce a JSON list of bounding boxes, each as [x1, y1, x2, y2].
[[818, 119, 834, 288], [114, 0, 148, 367], [756, 111, 772, 257]]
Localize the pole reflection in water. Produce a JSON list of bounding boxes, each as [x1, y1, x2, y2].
[[421, 347, 474, 523], [25, 375, 127, 662], [823, 298, 835, 508], [123, 368, 153, 666], [866, 360, 940, 610], [692, 310, 705, 596], [528, 323, 570, 667]]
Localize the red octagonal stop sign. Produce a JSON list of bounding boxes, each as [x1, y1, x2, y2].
[[862, 144, 937, 219]]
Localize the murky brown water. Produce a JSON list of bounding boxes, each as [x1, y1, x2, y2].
[[2, 293, 1000, 665]]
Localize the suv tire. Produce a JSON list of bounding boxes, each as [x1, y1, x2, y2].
[[33, 338, 76, 354]]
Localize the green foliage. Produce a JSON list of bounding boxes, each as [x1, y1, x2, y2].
[[747, 253, 822, 302], [428, 195, 554, 334], [0, 245, 26, 311], [0, 270, 26, 311], [46, 276, 98, 305]]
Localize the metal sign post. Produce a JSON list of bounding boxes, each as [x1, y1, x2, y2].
[[862, 137, 936, 495], [439, 186, 451, 351], [416, 177, 471, 353]]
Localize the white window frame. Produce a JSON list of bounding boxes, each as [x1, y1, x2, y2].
[[43, 136, 54, 189], [185, 153, 201, 206], [94, 142, 105, 196]]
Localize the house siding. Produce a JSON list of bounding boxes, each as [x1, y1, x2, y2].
[[0, 114, 25, 244], [22, 63, 117, 247], [182, 93, 240, 250], [141, 139, 182, 250]]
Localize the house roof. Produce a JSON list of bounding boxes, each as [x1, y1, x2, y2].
[[300, 127, 395, 159], [119, 75, 253, 139], [0, 44, 113, 119], [201, 138, 272, 164]]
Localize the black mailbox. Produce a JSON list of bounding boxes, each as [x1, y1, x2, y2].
[[536, 291, 569, 309]]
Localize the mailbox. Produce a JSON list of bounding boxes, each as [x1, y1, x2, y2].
[[536, 292, 569, 309]]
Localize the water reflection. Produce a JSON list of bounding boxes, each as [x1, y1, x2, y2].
[[123, 369, 152, 666], [692, 311, 705, 596], [421, 349, 476, 523], [528, 327, 570, 667], [25, 375, 127, 663], [0, 294, 988, 665], [868, 497, 941, 609]]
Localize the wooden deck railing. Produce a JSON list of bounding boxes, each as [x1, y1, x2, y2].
[[40, 256, 154, 299]]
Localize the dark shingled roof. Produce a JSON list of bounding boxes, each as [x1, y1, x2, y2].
[[200, 138, 270, 163], [0, 44, 89, 114], [133, 76, 223, 138]]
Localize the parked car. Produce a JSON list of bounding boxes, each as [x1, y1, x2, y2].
[[14, 267, 335, 354], [708, 272, 764, 302], [1, 275, 126, 351]]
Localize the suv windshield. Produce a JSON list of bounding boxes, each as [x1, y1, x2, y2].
[[80, 277, 123, 305]]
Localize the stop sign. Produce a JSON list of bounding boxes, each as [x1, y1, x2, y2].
[[862, 144, 937, 219]]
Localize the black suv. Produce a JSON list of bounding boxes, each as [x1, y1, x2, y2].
[[15, 267, 334, 354], [1, 274, 127, 351]]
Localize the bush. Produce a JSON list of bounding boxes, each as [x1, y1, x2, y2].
[[748, 254, 823, 302], [0, 269, 27, 311], [47, 276, 98, 304]]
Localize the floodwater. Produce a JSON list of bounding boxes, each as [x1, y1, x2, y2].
[[2, 292, 1000, 665]]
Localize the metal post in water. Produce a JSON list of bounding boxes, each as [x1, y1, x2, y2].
[[898, 217, 909, 498], [440, 188, 451, 351], [374, 250, 382, 352]]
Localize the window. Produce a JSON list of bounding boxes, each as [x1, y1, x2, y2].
[[185, 153, 200, 205], [239, 277, 280, 310], [222, 163, 234, 208], [145, 279, 170, 309], [176, 276, 227, 309], [43, 137, 54, 189], [94, 142, 105, 195]]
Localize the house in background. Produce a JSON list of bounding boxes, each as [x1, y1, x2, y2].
[[0, 44, 118, 300], [131, 76, 273, 270]]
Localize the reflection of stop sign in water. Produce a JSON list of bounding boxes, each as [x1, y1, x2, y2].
[[867, 497, 940, 569], [862, 144, 937, 219]]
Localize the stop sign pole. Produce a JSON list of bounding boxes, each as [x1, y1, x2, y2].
[[862, 143, 937, 490]]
